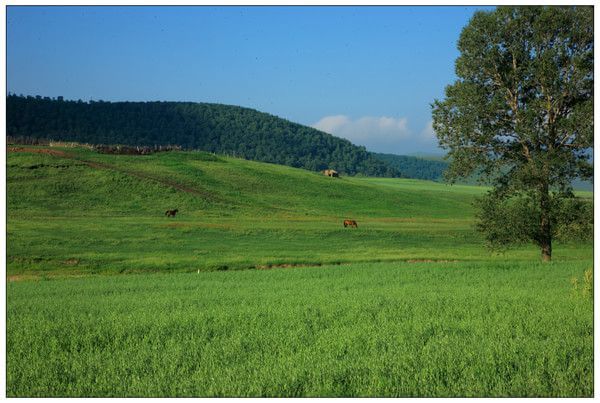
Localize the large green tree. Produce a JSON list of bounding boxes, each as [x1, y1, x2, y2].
[[432, 6, 593, 261]]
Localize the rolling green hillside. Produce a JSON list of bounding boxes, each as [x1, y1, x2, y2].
[[6, 94, 398, 177], [7, 145, 591, 278]]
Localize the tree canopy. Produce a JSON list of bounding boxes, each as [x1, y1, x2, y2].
[[432, 6, 593, 261], [374, 153, 448, 181]]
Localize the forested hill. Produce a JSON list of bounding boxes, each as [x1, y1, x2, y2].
[[374, 152, 448, 181], [6, 94, 399, 177], [373, 152, 593, 191]]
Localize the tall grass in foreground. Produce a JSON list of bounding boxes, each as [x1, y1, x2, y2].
[[7, 260, 592, 397]]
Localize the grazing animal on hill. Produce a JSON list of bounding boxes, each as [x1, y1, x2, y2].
[[323, 169, 339, 178], [343, 219, 358, 228], [165, 209, 179, 217]]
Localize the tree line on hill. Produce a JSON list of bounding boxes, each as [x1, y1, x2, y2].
[[6, 94, 400, 177], [373, 153, 448, 181]]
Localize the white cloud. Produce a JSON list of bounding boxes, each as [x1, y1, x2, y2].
[[313, 115, 410, 151], [312, 115, 351, 135], [312, 114, 440, 154], [419, 120, 436, 142]]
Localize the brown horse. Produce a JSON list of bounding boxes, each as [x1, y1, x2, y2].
[[165, 209, 179, 217], [343, 219, 358, 228]]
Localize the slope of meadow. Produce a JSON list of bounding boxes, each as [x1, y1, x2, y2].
[[6, 146, 593, 397], [7, 146, 591, 277]]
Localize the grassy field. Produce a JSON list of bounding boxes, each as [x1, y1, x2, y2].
[[6, 146, 593, 397]]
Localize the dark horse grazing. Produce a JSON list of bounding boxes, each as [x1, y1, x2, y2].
[[343, 219, 358, 228], [165, 209, 179, 217]]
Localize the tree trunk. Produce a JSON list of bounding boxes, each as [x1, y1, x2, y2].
[[539, 182, 552, 262], [541, 239, 552, 262]]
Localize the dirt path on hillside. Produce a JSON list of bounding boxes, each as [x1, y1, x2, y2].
[[8, 146, 70, 157], [8, 146, 220, 201]]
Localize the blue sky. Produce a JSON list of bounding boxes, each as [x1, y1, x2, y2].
[[7, 6, 494, 155]]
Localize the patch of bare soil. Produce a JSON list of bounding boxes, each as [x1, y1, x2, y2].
[[254, 262, 348, 270], [8, 147, 69, 157], [163, 222, 189, 228], [7, 274, 41, 282], [405, 259, 459, 263], [8, 273, 91, 282]]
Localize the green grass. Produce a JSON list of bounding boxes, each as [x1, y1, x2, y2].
[[6, 146, 593, 397], [7, 261, 592, 397], [6, 147, 592, 277]]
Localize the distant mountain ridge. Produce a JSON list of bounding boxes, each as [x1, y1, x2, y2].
[[6, 94, 399, 177], [374, 152, 592, 191]]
